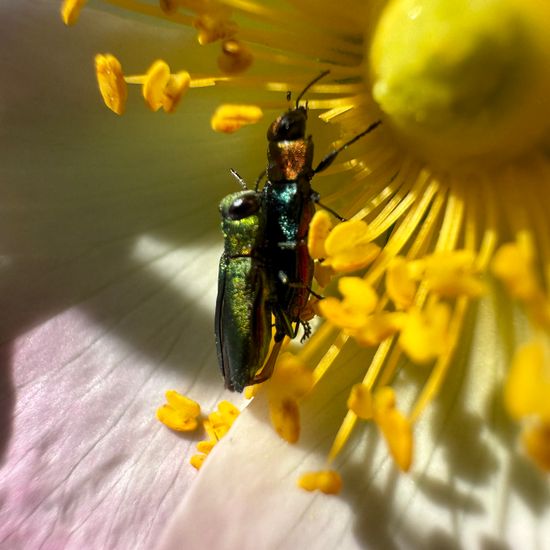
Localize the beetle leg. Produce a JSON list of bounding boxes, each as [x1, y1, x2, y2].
[[313, 119, 382, 174], [311, 191, 346, 221], [251, 340, 283, 384], [254, 169, 267, 191]]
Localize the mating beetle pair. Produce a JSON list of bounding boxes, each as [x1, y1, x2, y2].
[[215, 72, 381, 392]]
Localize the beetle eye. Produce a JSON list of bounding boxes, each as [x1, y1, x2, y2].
[[227, 193, 260, 220]]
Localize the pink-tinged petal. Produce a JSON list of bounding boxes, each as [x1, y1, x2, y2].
[[157, 299, 550, 550], [0, 1, 265, 548]]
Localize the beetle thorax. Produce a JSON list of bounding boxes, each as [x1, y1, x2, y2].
[[267, 138, 313, 181]]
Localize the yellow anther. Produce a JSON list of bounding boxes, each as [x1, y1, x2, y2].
[[208, 400, 241, 439], [522, 420, 550, 471], [266, 353, 314, 443], [188, 400, 241, 470], [202, 417, 217, 442], [156, 390, 201, 432], [386, 256, 417, 310], [492, 243, 540, 302], [269, 397, 301, 443], [143, 60, 190, 113], [318, 277, 378, 330], [399, 302, 450, 364], [211, 104, 263, 133], [61, 0, 87, 25], [423, 251, 485, 298], [323, 220, 381, 273], [190, 454, 207, 470], [339, 277, 378, 310], [269, 353, 314, 399], [193, 11, 238, 45], [504, 341, 550, 421], [308, 210, 333, 260], [217, 400, 240, 420], [297, 470, 342, 494], [218, 39, 253, 74], [347, 384, 374, 419], [196, 440, 216, 454], [353, 312, 404, 347], [94, 54, 127, 115], [374, 387, 413, 472], [165, 390, 201, 416]]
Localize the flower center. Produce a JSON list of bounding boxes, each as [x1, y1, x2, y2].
[[369, 0, 550, 169]]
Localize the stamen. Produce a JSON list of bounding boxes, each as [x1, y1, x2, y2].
[[373, 387, 413, 472], [322, 220, 381, 273], [190, 400, 241, 469], [143, 60, 191, 113], [297, 470, 342, 494], [386, 256, 416, 310], [61, 0, 87, 25], [492, 243, 540, 302], [95, 54, 127, 115], [194, 10, 238, 45], [308, 210, 333, 261], [265, 353, 314, 443], [211, 104, 263, 133], [504, 341, 550, 421], [398, 302, 451, 365], [318, 277, 378, 330], [156, 390, 201, 431], [218, 39, 253, 74]]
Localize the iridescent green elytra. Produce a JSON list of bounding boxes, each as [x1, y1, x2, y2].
[[215, 190, 272, 392]]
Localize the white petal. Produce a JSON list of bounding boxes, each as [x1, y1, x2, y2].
[[0, 1, 265, 547], [157, 298, 550, 549]]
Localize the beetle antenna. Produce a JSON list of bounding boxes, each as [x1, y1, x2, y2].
[[295, 69, 330, 108], [229, 168, 248, 190]]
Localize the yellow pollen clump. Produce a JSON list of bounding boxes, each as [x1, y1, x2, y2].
[[156, 390, 201, 432], [322, 220, 381, 273], [143, 60, 191, 113], [61, 0, 86, 25], [218, 39, 254, 74], [190, 400, 241, 469], [386, 257, 417, 310], [297, 470, 342, 494], [211, 104, 264, 133], [94, 54, 127, 115], [399, 302, 451, 364]]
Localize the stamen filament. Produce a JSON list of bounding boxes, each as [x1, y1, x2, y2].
[[328, 338, 394, 461], [410, 296, 469, 422]]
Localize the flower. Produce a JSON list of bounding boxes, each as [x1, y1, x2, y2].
[[3, 0, 550, 549]]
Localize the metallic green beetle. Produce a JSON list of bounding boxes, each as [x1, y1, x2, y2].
[[215, 190, 273, 392]]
